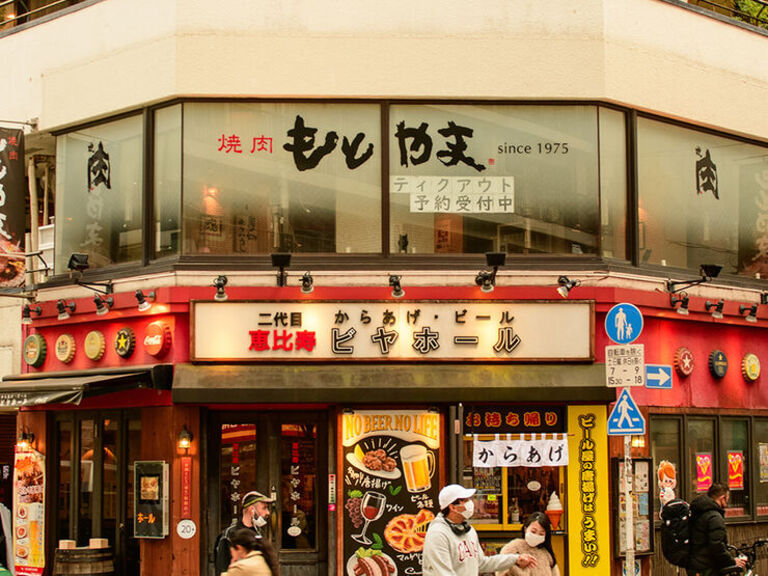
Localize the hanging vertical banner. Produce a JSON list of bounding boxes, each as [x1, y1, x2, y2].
[[0, 128, 26, 288], [13, 448, 45, 576], [341, 410, 440, 576], [567, 405, 610, 576]]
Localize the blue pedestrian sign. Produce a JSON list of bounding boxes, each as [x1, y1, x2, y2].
[[645, 364, 673, 389], [605, 303, 643, 345], [608, 388, 646, 435]]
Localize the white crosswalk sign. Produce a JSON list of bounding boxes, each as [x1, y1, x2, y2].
[[608, 388, 646, 435]]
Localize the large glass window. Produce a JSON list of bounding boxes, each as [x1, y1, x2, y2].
[[598, 108, 627, 260], [650, 417, 681, 513], [720, 419, 749, 518], [389, 104, 601, 255], [638, 118, 768, 276], [55, 115, 144, 273], [687, 418, 716, 499], [154, 105, 182, 259], [280, 423, 317, 549], [183, 103, 382, 255], [755, 419, 768, 516]]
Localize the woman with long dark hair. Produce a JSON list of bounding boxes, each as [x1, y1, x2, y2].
[[496, 512, 559, 576], [224, 529, 278, 576]]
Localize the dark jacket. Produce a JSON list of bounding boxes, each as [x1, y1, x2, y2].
[[213, 520, 261, 576], [687, 494, 737, 574]]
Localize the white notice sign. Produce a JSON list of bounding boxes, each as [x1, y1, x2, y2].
[[605, 344, 645, 388]]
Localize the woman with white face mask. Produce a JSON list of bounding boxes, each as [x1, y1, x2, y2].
[[496, 512, 560, 576]]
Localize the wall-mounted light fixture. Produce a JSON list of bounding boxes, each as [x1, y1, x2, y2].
[[670, 293, 689, 316], [556, 276, 581, 299], [178, 426, 193, 450], [705, 299, 724, 320], [475, 252, 506, 293], [135, 290, 155, 312], [389, 275, 405, 298], [271, 253, 291, 287], [67, 253, 113, 295], [93, 295, 114, 316], [666, 264, 722, 294], [300, 272, 314, 294], [740, 303, 758, 323], [213, 276, 228, 301], [21, 304, 41, 325], [56, 300, 76, 321], [16, 431, 34, 451], [631, 435, 646, 449]]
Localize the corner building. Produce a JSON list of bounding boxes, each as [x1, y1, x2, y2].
[[1, 1, 768, 576]]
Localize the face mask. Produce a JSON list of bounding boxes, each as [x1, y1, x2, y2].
[[525, 530, 546, 547], [459, 500, 474, 520], [254, 514, 268, 528]]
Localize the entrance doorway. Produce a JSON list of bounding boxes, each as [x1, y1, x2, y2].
[[209, 411, 328, 576]]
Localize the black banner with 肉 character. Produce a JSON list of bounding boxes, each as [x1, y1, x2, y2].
[[0, 128, 25, 288]]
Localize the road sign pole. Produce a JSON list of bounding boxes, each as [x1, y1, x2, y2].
[[624, 433, 635, 575]]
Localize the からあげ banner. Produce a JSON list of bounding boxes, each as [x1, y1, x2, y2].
[[13, 448, 45, 576], [341, 410, 440, 576], [0, 128, 25, 288]]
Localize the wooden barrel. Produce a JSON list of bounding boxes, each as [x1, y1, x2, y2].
[[53, 547, 114, 576]]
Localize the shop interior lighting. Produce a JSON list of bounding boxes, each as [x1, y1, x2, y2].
[[389, 275, 405, 298], [135, 290, 155, 312], [271, 253, 291, 287], [213, 276, 228, 301], [666, 264, 722, 294], [300, 272, 314, 294], [705, 299, 724, 320], [21, 304, 41, 325], [16, 431, 34, 451], [670, 293, 689, 316], [631, 435, 646, 448], [56, 300, 76, 321], [556, 276, 581, 299], [740, 303, 758, 323], [66, 252, 113, 295], [93, 295, 114, 316], [762, 293, 768, 306], [475, 252, 506, 293], [178, 426, 193, 450]]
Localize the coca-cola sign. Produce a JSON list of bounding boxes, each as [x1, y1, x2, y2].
[[144, 322, 171, 357]]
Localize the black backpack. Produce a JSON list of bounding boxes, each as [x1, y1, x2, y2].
[[660, 498, 692, 568]]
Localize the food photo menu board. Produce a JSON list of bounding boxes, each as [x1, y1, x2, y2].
[[341, 410, 441, 576], [13, 448, 45, 576]]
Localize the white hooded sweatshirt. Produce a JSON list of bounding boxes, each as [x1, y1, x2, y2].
[[422, 513, 520, 576]]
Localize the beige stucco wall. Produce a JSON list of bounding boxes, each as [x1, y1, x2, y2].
[[0, 0, 767, 138], [0, 298, 22, 378]]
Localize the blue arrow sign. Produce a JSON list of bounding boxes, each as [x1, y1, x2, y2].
[[608, 388, 646, 435], [605, 303, 643, 345], [645, 364, 673, 389]]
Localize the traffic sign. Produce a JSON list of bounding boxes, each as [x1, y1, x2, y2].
[[608, 388, 646, 435], [605, 344, 645, 388], [605, 303, 643, 345], [645, 364, 672, 389]]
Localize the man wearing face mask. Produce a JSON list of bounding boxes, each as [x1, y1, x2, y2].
[[214, 491, 274, 576], [423, 485, 537, 576]]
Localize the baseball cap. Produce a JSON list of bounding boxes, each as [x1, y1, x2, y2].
[[438, 484, 476, 509], [242, 491, 274, 507]]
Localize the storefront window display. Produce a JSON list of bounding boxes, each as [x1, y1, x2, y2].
[[55, 114, 144, 273], [637, 117, 768, 276], [754, 419, 768, 516]]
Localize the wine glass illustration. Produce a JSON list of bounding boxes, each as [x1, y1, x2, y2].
[[351, 491, 386, 545]]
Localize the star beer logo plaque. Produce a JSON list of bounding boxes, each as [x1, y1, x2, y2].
[[674, 346, 694, 377], [115, 327, 136, 358]]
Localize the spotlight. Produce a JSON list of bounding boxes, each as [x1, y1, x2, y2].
[[667, 263, 722, 294], [670, 293, 689, 316], [56, 300, 76, 321], [213, 276, 228, 301], [271, 253, 291, 287], [389, 275, 405, 298], [740, 303, 758, 323], [93, 295, 114, 316], [300, 272, 314, 294], [556, 276, 580, 299], [475, 252, 506, 293], [21, 304, 41, 325], [705, 299, 724, 320], [135, 290, 156, 312], [67, 252, 89, 272], [178, 426, 193, 450]]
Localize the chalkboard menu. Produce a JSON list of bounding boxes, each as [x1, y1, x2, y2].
[[341, 410, 441, 576]]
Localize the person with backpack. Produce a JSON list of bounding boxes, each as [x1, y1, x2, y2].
[[687, 483, 746, 576]]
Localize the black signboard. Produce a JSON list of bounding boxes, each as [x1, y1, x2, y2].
[[134, 461, 169, 539], [464, 405, 566, 434], [341, 410, 440, 576], [0, 128, 25, 289]]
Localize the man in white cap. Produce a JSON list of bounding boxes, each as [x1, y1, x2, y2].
[[214, 490, 275, 576], [422, 484, 537, 575]]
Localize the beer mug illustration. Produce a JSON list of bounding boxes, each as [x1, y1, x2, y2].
[[400, 444, 435, 493]]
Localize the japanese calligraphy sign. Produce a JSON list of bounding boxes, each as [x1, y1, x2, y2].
[[13, 448, 45, 576], [134, 461, 169, 539], [472, 435, 569, 468], [192, 301, 593, 361], [567, 406, 610, 576], [464, 405, 565, 434], [0, 128, 25, 288], [341, 410, 440, 576]]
